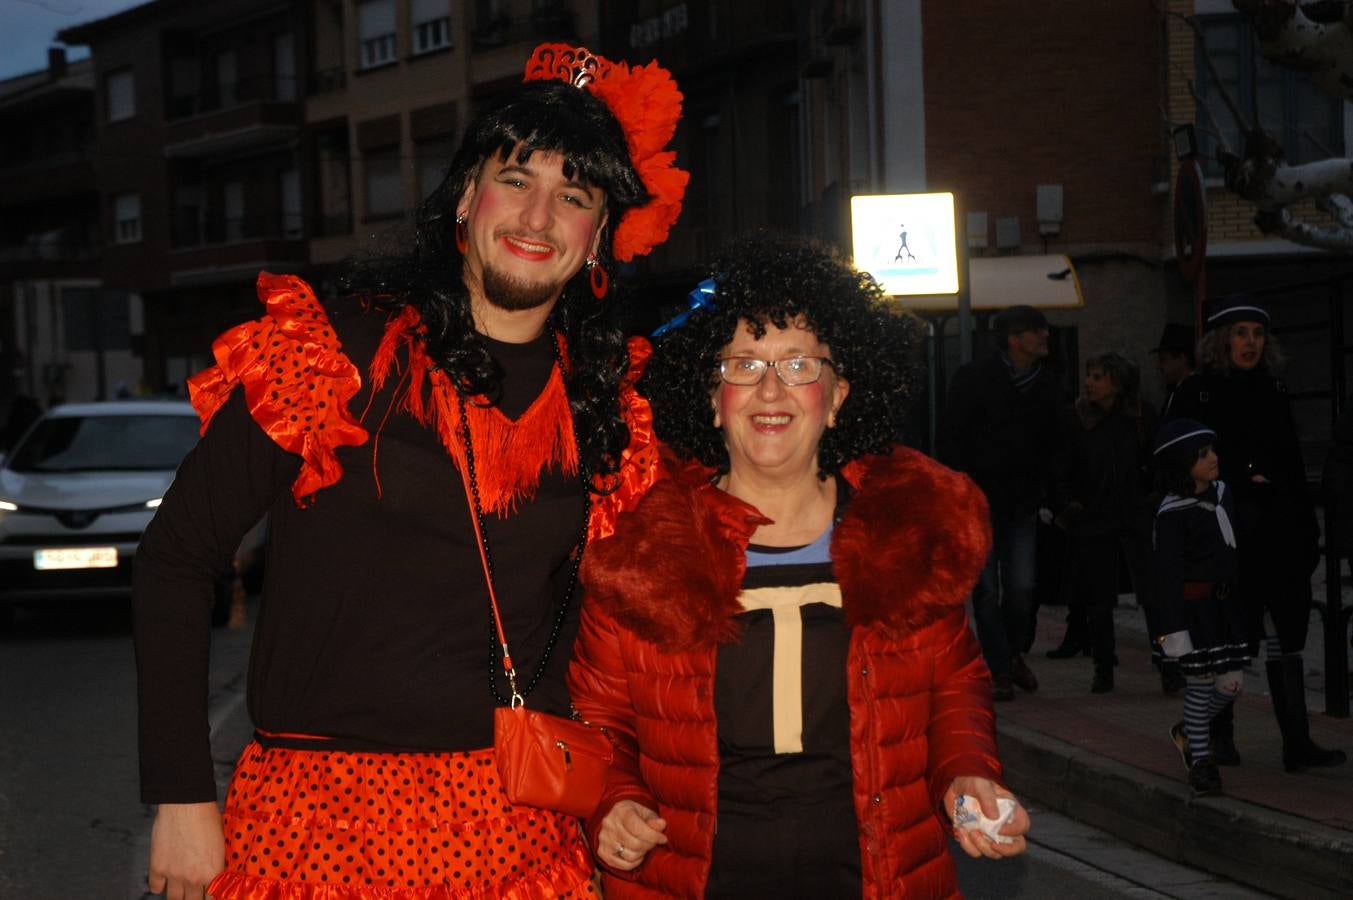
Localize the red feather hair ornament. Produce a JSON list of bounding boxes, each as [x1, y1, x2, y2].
[[523, 43, 689, 262]]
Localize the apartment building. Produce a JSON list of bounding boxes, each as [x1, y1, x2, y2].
[[53, 0, 594, 391], [0, 50, 129, 409], [307, 0, 597, 271], [1164, 0, 1351, 454], [604, 1, 1166, 417], [58, 0, 312, 392]]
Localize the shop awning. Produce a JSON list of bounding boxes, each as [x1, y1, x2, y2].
[[890, 254, 1083, 311]]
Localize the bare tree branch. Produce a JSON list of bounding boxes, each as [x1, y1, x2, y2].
[[1256, 205, 1353, 250], [1232, 0, 1353, 101], [1317, 192, 1353, 228]]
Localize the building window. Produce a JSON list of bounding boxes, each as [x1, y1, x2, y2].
[[358, 0, 398, 70], [274, 33, 298, 101], [416, 135, 455, 199], [224, 180, 245, 241], [280, 168, 303, 237], [1195, 16, 1344, 175], [215, 50, 238, 109], [365, 147, 404, 218], [413, 0, 452, 55], [113, 193, 142, 243], [106, 68, 135, 122]]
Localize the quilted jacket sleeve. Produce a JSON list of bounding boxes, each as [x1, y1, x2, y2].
[[923, 608, 1004, 819], [567, 599, 660, 862]]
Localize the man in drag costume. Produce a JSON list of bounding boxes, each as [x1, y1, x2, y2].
[[133, 43, 687, 900]]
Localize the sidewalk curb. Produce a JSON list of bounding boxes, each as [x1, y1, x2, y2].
[[997, 720, 1353, 900]]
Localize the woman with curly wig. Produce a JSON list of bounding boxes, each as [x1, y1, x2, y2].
[[1168, 295, 1345, 773], [568, 233, 1029, 898]]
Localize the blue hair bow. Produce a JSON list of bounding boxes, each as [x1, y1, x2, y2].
[[651, 278, 717, 337]]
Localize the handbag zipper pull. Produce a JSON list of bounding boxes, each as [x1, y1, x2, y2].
[[556, 740, 573, 770]]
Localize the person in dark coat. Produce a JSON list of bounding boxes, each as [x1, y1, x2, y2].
[[1167, 295, 1345, 772], [1153, 323, 1195, 419], [1049, 352, 1155, 693], [937, 305, 1063, 701]]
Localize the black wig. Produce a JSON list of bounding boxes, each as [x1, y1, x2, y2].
[[641, 232, 924, 477], [340, 80, 650, 484]]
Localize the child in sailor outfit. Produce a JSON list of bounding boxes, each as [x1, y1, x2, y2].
[[1152, 418, 1246, 797]]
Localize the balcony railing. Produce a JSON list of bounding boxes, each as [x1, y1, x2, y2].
[[0, 226, 98, 262], [308, 66, 347, 96], [167, 75, 303, 120], [472, 7, 576, 50], [173, 211, 307, 248]]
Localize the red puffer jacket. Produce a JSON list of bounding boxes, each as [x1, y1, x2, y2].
[[568, 446, 1002, 899]]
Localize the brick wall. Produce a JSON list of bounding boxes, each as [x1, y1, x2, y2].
[[922, 0, 1163, 249]]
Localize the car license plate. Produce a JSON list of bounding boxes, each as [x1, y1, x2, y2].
[[33, 547, 119, 570]]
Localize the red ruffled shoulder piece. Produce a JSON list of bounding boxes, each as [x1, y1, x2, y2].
[[587, 336, 662, 541], [186, 272, 369, 506]]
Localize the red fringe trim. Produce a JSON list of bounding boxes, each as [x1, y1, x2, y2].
[[369, 309, 577, 518], [185, 283, 661, 523], [586, 337, 659, 542]]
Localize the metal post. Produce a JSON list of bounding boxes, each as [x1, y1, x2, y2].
[[926, 318, 938, 455], [956, 200, 972, 364], [1324, 278, 1349, 717]]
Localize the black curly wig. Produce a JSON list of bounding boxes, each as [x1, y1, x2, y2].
[[339, 80, 651, 485], [641, 232, 924, 477]]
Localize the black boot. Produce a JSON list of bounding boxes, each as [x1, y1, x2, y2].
[[1209, 702, 1241, 766], [1188, 756, 1222, 797], [1045, 631, 1088, 659], [1046, 608, 1089, 659], [1088, 604, 1115, 692], [1090, 661, 1114, 693], [1159, 659, 1186, 697], [1266, 656, 1348, 772]]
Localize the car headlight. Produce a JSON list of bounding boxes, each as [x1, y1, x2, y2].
[[145, 498, 163, 509], [0, 499, 17, 512]]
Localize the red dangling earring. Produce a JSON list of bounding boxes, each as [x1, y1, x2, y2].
[[587, 258, 609, 299], [454, 214, 468, 254]]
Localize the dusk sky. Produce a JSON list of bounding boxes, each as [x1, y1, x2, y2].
[[2, 0, 146, 81]]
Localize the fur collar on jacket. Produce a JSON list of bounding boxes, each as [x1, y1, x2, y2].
[[580, 446, 991, 653]]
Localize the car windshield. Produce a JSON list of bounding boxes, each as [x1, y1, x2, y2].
[[6, 413, 201, 473]]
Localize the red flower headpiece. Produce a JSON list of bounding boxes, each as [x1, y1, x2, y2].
[[523, 43, 689, 262]]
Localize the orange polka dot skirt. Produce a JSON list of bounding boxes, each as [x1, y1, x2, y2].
[[207, 740, 600, 899]]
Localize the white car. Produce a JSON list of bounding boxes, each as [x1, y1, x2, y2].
[[0, 401, 211, 612]]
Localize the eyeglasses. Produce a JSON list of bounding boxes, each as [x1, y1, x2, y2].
[[717, 356, 838, 386]]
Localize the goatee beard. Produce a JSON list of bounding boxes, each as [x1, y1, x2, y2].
[[481, 263, 565, 312]]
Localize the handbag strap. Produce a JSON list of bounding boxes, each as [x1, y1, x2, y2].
[[456, 455, 523, 705], [453, 339, 590, 708]]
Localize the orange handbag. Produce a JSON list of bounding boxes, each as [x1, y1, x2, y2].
[[457, 397, 613, 818], [493, 703, 614, 818]]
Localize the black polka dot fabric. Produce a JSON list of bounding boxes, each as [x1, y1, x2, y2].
[[207, 742, 600, 899]]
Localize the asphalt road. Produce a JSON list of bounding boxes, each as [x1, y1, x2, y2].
[[0, 598, 252, 900], [0, 598, 1268, 899]]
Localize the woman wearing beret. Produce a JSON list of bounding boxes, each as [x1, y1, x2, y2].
[[1167, 296, 1345, 772]]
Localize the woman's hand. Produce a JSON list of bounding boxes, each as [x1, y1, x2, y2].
[[944, 776, 1030, 859], [596, 799, 668, 872], [147, 801, 225, 899]]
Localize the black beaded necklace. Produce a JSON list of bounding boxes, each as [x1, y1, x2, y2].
[[456, 334, 591, 705]]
